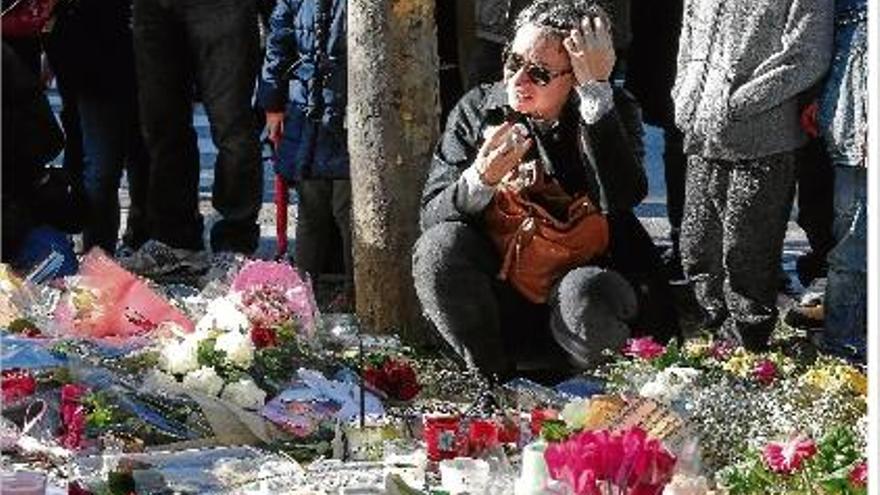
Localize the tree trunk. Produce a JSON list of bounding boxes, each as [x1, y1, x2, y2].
[[347, 0, 439, 342]]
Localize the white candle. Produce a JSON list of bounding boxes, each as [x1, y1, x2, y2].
[[515, 441, 550, 495]]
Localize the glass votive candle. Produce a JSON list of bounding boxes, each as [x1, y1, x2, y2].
[[423, 415, 462, 462]]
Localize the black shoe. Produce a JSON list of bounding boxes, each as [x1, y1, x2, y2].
[[784, 303, 824, 329], [661, 246, 686, 283], [210, 219, 259, 255], [795, 251, 828, 287]]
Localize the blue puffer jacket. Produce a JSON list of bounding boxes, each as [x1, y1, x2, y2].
[[258, 0, 348, 180]]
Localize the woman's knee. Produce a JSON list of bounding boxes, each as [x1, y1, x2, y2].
[[554, 266, 638, 320]]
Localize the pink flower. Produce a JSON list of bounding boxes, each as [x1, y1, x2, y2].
[[622, 337, 666, 360], [849, 462, 867, 487], [710, 340, 736, 361], [544, 427, 676, 495], [752, 359, 778, 385], [762, 436, 817, 474]]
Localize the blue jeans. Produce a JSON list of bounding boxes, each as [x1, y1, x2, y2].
[[79, 93, 150, 253], [133, 0, 262, 252], [822, 166, 866, 361], [818, 2, 867, 167]]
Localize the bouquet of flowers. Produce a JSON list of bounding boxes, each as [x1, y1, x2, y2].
[[543, 426, 677, 495]]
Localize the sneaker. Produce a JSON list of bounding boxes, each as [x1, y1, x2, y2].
[[784, 302, 824, 329], [117, 240, 209, 279]]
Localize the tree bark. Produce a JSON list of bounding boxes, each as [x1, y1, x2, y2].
[[347, 0, 439, 341]]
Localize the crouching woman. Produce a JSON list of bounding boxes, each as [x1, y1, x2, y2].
[[412, 0, 677, 381]]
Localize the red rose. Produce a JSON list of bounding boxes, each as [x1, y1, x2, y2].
[[250, 325, 278, 349], [363, 358, 420, 401]]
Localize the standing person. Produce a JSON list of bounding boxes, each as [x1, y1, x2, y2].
[[414, 0, 677, 380], [817, 0, 867, 362], [625, 0, 685, 280], [260, 0, 353, 308], [125, 0, 263, 274], [674, 0, 833, 350], [47, 0, 150, 254]]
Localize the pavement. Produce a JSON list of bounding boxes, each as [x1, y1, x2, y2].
[[47, 90, 810, 315]]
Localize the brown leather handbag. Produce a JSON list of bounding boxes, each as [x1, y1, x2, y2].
[[484, 165, 610, 304]]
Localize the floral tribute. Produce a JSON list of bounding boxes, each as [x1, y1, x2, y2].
[[596, 334, 867, 491], [543, 426, 677, 495], [362, 355, 421, 401], [147, 261, 318, 410], [720, 427, 866, 494]]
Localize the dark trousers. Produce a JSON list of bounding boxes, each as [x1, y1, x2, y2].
[[681, 153, 796, 349], [794, 138, 835, 282], [412, 221, 639, 378], [663, 126, 686, 253], [79, 92, 150, 252], [133, 0, 262, 252], [295, 179, 353, 292]]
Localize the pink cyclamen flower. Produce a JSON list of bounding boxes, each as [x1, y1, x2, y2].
[[762, 436, 817, 474], [849, 462, 867, 487], [622, 337, 666, 360], [752, 359, 778, 385]]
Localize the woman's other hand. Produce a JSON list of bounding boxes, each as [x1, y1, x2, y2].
[[476, 122, 533, 187], [563, 15, 615, 85], [265, 111, 285, 146]]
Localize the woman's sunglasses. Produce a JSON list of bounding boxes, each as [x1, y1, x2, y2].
[[503, 51, 572, 87]]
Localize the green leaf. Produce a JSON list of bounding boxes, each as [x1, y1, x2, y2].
[[539, 419, 571, 443]]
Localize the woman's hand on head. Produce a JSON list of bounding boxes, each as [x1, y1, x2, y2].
[[563, 15, 616, 85], [476, 122, 533, 187]]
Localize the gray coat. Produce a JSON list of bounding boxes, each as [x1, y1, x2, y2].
[[672, 0, 833, 160]]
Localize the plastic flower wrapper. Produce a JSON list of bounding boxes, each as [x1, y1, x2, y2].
[[221, 376, 267, 410], [53, 249, 193, 342], [182, 366, 225, 397], [231, 260, 319, 339], [69, 445, 306, 494], [195, 294, 249, 334], [639, 367, 701, 405]]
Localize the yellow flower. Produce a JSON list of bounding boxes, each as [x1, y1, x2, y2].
[[683, 340, 712, 359], [722, 349, 755, 378]]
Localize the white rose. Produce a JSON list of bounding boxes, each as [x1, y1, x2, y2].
[[158, 336, 200, 375], [663, 474, 710, 495], [143, 369, 180, 392], [214, 330, 255, 368], [560, 398, 591, 430], [221, 376, 267, 410], [182, 366, 224, 396], [196, 295, 250, 334]]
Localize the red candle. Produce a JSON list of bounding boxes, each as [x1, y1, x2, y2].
[[423, 415, 462, 461], [467, 418, 499, 455]]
